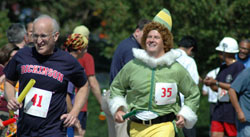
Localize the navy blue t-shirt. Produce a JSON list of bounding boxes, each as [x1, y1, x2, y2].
[[212, 61, 245, 123], [4, 47, 87, 137], [109, 35, 141, 84]]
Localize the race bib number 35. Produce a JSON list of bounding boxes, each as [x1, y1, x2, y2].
[[155, 83, 177, 105], [24, 87, 52, 118]]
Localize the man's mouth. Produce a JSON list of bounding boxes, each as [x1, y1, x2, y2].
[[148, 43, 156, 47]]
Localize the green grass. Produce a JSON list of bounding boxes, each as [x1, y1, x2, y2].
[[85, 91, 108, 137], [196, 95, 210, 137]]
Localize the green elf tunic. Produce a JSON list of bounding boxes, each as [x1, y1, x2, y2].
[[109, 48, 200, 129]]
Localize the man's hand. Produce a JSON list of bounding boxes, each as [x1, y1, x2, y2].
[[203, 77, 216, 86], [115, 109, 126, 123], [176, 114, 185, 128], [7, 98, 22, 111], [237, 110, 246, 123], [60, 113, 77, 127]]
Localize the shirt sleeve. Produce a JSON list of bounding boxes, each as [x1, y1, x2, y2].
[[177, 66, 200, 113], [3, 56, 19, 81], [231, 68, 249, 94]]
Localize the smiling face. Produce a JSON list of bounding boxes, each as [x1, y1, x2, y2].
[[141, 22, 173, 57], [145, 30, 165, 58], [33, 18, 59, 55], [238, 41, 250, 60]]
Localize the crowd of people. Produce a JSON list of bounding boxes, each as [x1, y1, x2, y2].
[[0, 7, 249, 137]]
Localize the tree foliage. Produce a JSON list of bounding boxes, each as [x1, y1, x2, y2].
[[0, 9, 11, 48], [0, 0, 249, 74]]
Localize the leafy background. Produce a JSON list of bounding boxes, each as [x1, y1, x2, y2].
[[0, 0, 249, 136]]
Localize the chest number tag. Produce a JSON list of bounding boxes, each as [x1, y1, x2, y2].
[[155, 83, 177, 105], [218, 88, 229, 102], [24, 87, 52, 118]]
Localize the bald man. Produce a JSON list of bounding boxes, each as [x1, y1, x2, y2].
[[4, 15, 89, 137]]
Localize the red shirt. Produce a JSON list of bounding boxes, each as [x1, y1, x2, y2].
[[78, 52, 95, 111]]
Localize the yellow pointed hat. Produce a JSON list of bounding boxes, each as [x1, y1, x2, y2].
[[153, 8, 172, 31]]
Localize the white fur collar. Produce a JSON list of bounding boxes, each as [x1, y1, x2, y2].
[[132, 48, 181, 68]]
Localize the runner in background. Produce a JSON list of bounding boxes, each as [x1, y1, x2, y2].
[[71, 25, 103, 137], [63, 33, 89, 137]]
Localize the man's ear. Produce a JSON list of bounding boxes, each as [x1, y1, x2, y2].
[[53, 32, 60, 42], [186, 47, 194, 56], [24, 35, 28, 43], [134, 28, 140, 38], [189, 47, 194, 51]]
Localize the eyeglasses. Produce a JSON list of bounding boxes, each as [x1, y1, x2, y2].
[[32, 33, 53, 40]]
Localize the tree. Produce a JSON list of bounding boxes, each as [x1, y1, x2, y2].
[[0, 9, 11, 48], [1, 0, 249, 74]]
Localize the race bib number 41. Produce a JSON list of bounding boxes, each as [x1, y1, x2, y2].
[[155, 83, 177, 105], [24, 87, 52, 118]]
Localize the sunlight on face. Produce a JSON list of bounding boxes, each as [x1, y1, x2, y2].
[[145, 30, 165, 58], [33, 18, 57, 55]]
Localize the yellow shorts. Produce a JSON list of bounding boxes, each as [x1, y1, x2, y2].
[[129, 121, 175, 137]]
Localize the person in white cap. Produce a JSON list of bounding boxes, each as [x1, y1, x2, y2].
[[204, 37, 245, 137]]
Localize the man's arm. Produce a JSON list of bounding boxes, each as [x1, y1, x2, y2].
[[60, 81, 89, 127], [66, 94, 73, 112], [228, 88, 246, 123], [203, 77, 231, 91], [71, 81, 89, 116], [88, 75, 102, 106], [4, 78, 21, 111]]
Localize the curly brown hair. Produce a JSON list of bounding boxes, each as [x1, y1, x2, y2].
[[141, 22, 173, 53]]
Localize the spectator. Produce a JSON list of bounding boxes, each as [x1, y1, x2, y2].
[[109, 10, 200, 136], [25, 21, 34, 43], [0, 43, 19, 136], [64, 33, 89, 137], [202, 67, 219, 135], [235, 39, 250, 68], [3, 15, 89, 137], [176, 35, 199, 137], [103, 18, 150, 137], [204, 37, 245, 137], [228, 68, 250, 137], [109, 19, 151, 84], [6, 23, 28, 48]]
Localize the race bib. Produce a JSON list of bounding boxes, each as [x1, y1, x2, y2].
[[218, 88, 229, 102], [24, 87, 52, 118], [155, 83, 177, 105]]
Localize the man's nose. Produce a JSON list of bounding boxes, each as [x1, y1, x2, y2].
[[37, 36, 43, 43]]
